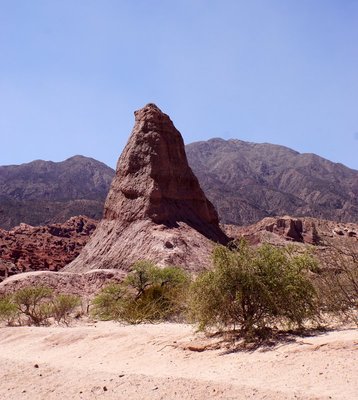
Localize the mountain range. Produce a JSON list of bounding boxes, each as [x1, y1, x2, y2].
[[0, 139, 357, 229], [0, 155, 114, 230], [186, 138, 358, 225]]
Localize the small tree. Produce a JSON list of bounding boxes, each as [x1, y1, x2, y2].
[[312, 239, 358, 325], [189, 242, 319, 336], [49, 294, 81, 325], [13, 286, 53, 326]]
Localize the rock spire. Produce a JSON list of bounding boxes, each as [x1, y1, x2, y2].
[[65, 104, 228, 272]]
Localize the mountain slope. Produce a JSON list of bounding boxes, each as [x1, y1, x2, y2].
[[0, 156, 114, 229], [1, 138, 357, 229], [185, 138, 358, 225]]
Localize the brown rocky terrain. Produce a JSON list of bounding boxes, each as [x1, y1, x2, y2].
[[65, 104, 228, 273], [0, 216, 97, 282], [0, 114, 356, 400], [0, 155, 114, 230], [186, 138, 358, 225], [1, 106, 357, 284], [223, 216, 358, 274], [223, 216, 358, 246]]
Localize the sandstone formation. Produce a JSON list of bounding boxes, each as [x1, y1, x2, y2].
[[0, 216, 97, 282], [223, 216, 358, 247], [0, 259, 20, 282], [66, 104, 228, 273]]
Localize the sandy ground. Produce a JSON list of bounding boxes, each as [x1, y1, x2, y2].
[[0, 322, 357, 400]]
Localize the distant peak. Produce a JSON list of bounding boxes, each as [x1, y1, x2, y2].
[[66, 155, 87, 161], [209, 137, 226, 142]]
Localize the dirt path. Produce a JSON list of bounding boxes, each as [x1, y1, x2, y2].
[[0, 322, 357, 399]]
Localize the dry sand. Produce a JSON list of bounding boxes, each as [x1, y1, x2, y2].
[[0, 322, 357, 400]]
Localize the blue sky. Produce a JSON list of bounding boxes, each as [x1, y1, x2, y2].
[[1, 0, 357, 170]]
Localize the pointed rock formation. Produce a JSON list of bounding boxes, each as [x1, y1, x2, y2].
[[65, 104, 228, 273]]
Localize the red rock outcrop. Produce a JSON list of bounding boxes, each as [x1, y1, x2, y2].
[[0, 259, 20, 282], [0, 216, 97, 281], [223, 216, 357, 247], [66, 104, 228, 273]]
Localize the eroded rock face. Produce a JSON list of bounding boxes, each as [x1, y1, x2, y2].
[[105, 104, 222, 237], [0, 259, 20, 282], [66, 104, 228, 273], [223, 216, 358, 247], [223, 216, 320, 245], [0, 216, 97, 281]]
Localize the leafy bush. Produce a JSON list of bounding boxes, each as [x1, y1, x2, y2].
[[0, 295, 18, 325], [91, 283, 127, 321], [13, 285, 54, 326], [312, 240, 358, 325], [92, 261, 190, 323], [189, 242, 319, 336], [1, 286, 81, 326], [48, 294, 81, 325]]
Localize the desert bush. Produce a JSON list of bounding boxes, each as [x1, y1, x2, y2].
[[0, 295, 19, 325], [91, 283, 127, 320], [189, 242, 319, 336], [92, 261, 190, 323], [49, 294, 81, 325], [12, 285, 54, 326], [312, 240, 358, 324]]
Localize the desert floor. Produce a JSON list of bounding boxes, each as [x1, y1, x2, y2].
[[0, 322, 357, 400]]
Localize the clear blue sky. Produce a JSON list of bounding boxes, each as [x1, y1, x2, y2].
[[1, 0, 357, 170]]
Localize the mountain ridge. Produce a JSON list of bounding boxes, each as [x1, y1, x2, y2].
[[186, 138, 358, 225], [0, 156, 115, 229], [1, 138, 357, 229]]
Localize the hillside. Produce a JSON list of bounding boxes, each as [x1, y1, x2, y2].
[[186, 138, 358, 225], [1, 138, 358, 229], [0, 156, 114, 229]]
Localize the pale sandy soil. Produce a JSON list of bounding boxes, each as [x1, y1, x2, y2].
[[0, 322, 357, 400]]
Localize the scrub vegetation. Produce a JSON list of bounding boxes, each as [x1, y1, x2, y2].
[[1, 242, 356, 342]]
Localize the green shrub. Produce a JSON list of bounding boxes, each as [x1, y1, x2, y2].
[[91, 283, 127, 321], [92, 261, 190, 323], [49, 294, 81, 325], [0, 295, 18, 325], [189, 242, 319, 336], [313, 260, 358, 325], [12, 285, 54, 326]]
